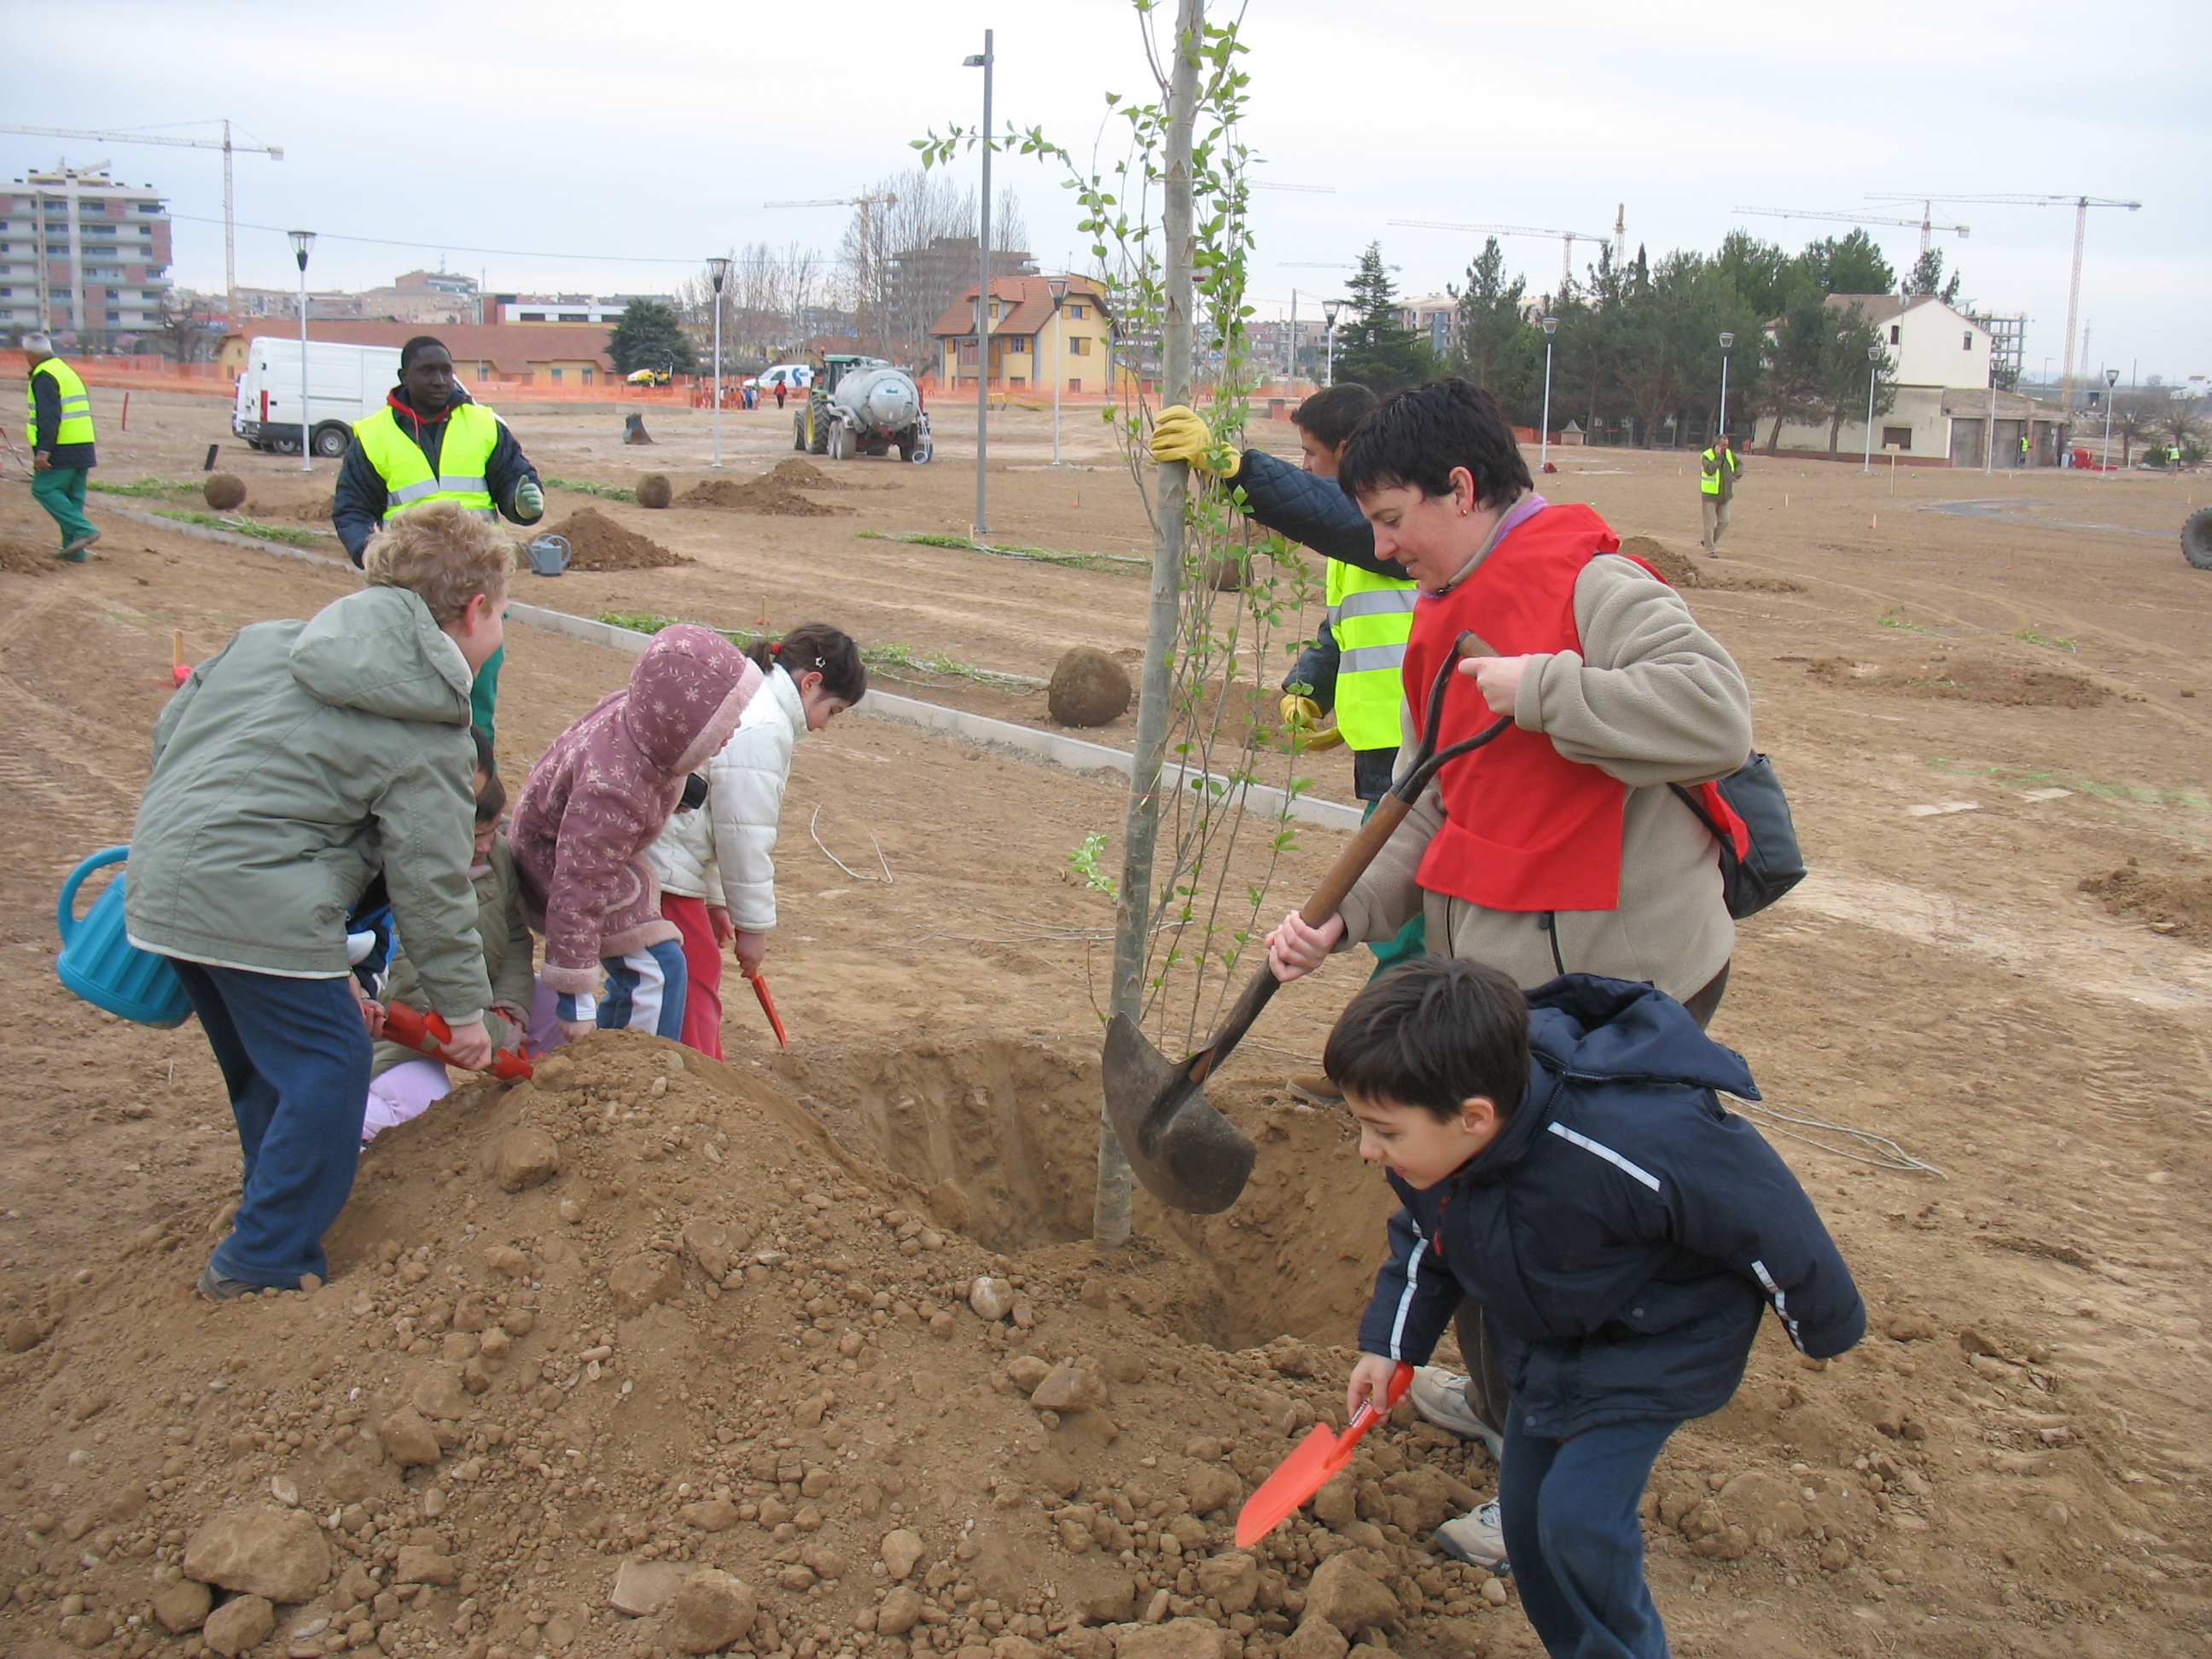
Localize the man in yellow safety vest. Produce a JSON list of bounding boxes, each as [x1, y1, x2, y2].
[[1698, 431, 1741, 556], [22, 332, 102, 562], [335, 335, 544, 737]]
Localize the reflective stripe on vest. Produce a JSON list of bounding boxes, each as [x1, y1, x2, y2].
[[353, 402, 501, 520], [26, 358, 96, 448], [1326, 558, 1418, 751], [1699, 448, 1725, 495]]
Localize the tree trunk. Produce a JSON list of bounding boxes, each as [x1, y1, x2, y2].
[[1827, 410, 1843, 458], [1766, 412, 1784, 455]]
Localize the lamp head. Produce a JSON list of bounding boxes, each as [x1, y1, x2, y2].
[[1719, 331, 1735, 350], [963, 53, 986, 66], [1869, 346, 1883, 364], [1047, 275, 1068, 303], [287, 230, 316, 269], [1322, 299, 1342, 327], [2104, 368, 2119, 387], [707, 256, 731, 292], [1541, 316, 1557, 336]]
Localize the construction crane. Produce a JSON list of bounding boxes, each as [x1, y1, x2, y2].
[[0, 120, 282, 300], [1732, 205, 1970, 254], [1868, 192, 2141, 419], [1387, 218, 1611, 291]]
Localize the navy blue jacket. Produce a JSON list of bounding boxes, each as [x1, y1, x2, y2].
[[333, 386, 543, 566], [1358, 975, 1865, 1437], [1230, 449, 1407, 582]]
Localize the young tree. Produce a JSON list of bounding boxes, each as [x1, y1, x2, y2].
[[1334, 243, 1435, 392], [1820, 304, 1894, 457], [608, 298, 697, 375], [1802, 230, 1897, 297]]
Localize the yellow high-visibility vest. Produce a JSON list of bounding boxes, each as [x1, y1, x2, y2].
[[1326, 560, 1417, 751], [353, 402, 501, 520], [26, 357, 95, 448]]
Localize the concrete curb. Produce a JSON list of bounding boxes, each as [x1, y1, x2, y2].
[[504, 601, 1363, 833], [96, 502, 345, 567]]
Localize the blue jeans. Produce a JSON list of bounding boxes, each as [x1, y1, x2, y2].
[[168, 958, 372, 1289], [1498, 1412, 1679, 1659]]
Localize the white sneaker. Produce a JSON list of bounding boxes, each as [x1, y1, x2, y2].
[[1434, 1499, 1509, 1572], [1410, 1365, 1505, 1460]]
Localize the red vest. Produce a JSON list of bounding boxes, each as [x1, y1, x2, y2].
[[1404, 503, 1662, 914]]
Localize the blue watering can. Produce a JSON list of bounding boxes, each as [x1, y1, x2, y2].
[[55, 847, 192, 1027]]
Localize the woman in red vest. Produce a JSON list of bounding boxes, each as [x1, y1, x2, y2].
[[1263, 378, 1754, 1569]]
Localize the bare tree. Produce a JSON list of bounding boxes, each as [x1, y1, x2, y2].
[[675, 243, 835, 367], [842, 168, 1034, 370]]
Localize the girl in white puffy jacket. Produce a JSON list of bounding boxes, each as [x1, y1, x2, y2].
[[648, 624, 866, 1058]]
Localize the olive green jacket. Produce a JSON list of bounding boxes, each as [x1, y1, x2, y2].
[[125, 584, 492, 1026]]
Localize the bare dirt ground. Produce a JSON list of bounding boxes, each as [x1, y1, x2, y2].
[[1, 384, 2209, 1659]]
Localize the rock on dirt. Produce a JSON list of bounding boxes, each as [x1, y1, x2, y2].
[[1047, 646, 1132, 727], [636, 472, 673, 509], [182, 1505, 330, 1603], [1115, 1617, 1228, 1659], [201, 1592, 273, 1656], [610, 1557, 692, 1616], [608, 1249, 684, 1316], [666, 1568, 758, 1653], [484, 1125, 562, 1191], [1195, 1549, 1260, 1613], [151, 1578, 212, 1634], [875, 1584, 926, 1635], [375, 1406, 442, 1466], [1302, 1554, 1399, 1635], [540, 505, 684, 571], [879, 1526, 926, 1579], [202, 474, 247, 511]]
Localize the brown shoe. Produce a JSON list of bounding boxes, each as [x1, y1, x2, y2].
[[1286, 1071, 1344, 1107]]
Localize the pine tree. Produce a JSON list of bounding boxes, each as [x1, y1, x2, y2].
[[608, 299, 698, 375], [1451, 238, 1535, 405], [1333, 244, 1435, 393], [1802, 230, 1896, 297]]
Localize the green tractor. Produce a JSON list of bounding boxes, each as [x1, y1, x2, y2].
[[795, 354, 933, 463]]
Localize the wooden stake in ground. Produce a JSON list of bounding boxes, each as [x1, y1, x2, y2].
[[1098, 0, 1203, 1248]]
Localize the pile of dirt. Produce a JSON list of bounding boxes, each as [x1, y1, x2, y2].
[[678, 476, 849, 519], [244, 495, 334, 523], [541, 508, 686, 573], [0, 1025, 2163, 1659], [2079, 859, 2212, 945], [767, 460, 848, 492], [1617, 535, 1805, 596], [0, 533, 55, 574], [1803, 655, 2109, 708]]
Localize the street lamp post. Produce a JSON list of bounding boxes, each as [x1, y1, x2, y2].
[[1716, 330, 1734, 449], [1539, 315, 1558, 473], [1047, 273, 1068, 467], [2102, 366, 2119, 475], [1322, 298, 1342, 388], [963, 32, 994, 536], [288, 230, 315, 473], [707, 255, 731, 469], [1863, 346, 1882, 473]]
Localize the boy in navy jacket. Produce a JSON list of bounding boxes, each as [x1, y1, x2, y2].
[[1332, 958, 1863, 1659]]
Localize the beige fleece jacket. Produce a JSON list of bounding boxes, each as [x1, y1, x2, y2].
[[1334, 552, 1753, 998]]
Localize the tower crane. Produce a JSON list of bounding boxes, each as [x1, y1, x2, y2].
[[1732, 205, 1970, 254], [0, 120, 282, 300], [1387, 218, 1612, 292], [1867, 193, 2140, 418]]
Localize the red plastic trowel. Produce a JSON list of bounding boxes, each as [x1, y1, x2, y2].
[[1235, 1361, 1412, 1547], [746, 971, 789, 1050], [382, 1001, 534, 1082]]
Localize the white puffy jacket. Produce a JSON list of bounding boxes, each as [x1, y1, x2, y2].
[[647, 664, 806, 931]]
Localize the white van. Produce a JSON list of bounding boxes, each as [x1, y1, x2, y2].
[[232, 338, 404, 457], [755, 363, 814, 393]]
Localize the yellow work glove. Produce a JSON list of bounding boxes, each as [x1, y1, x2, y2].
[[1279, 694, 1345, 753], [1150, 405, 1229, 477]]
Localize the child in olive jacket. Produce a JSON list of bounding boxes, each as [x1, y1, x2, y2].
[[1332, 958, 1862, 1659]]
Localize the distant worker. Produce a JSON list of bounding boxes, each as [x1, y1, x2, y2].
[[2017, 431, 2030, 469], [334, 335, 545, 740], [774, 381, 789, 411], [1698, 430, 1741, 557], [21, 332, 102, 562]]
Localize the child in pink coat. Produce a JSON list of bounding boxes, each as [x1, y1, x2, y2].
[[510, 625, 760, 1040]]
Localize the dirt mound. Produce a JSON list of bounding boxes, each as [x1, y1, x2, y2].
[[0, 534, 54, 574], [767, 459, 847, 492], [678, 476, 849, 519], [2080, 859, 2212, 945], [1804, 655, 2109, 707], [543, 507, 685, 573], [1618, 534, 1805, 595]]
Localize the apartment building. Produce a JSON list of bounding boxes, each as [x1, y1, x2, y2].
[[0, 161, 174, 342]]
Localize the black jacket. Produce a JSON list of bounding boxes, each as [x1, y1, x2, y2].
[[1229, 448, 1407, 581], [29, 365, 96, 469], [333, 387, 543, 566], [1358, 975, 1865, 1437]]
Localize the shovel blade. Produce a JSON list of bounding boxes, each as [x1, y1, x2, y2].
[[1102, 1012, 1258, 1215], [1236, 1423, 1343, 1547]]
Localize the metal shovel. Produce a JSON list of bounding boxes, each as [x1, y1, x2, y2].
[[1103, 632, 1509, 1214]]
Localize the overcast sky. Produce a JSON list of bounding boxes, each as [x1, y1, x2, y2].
[[11, 0, 2207, 382]]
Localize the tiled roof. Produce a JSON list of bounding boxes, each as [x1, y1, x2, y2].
[[928, 276, 1110, 340], [224, 319, 614, 373]]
